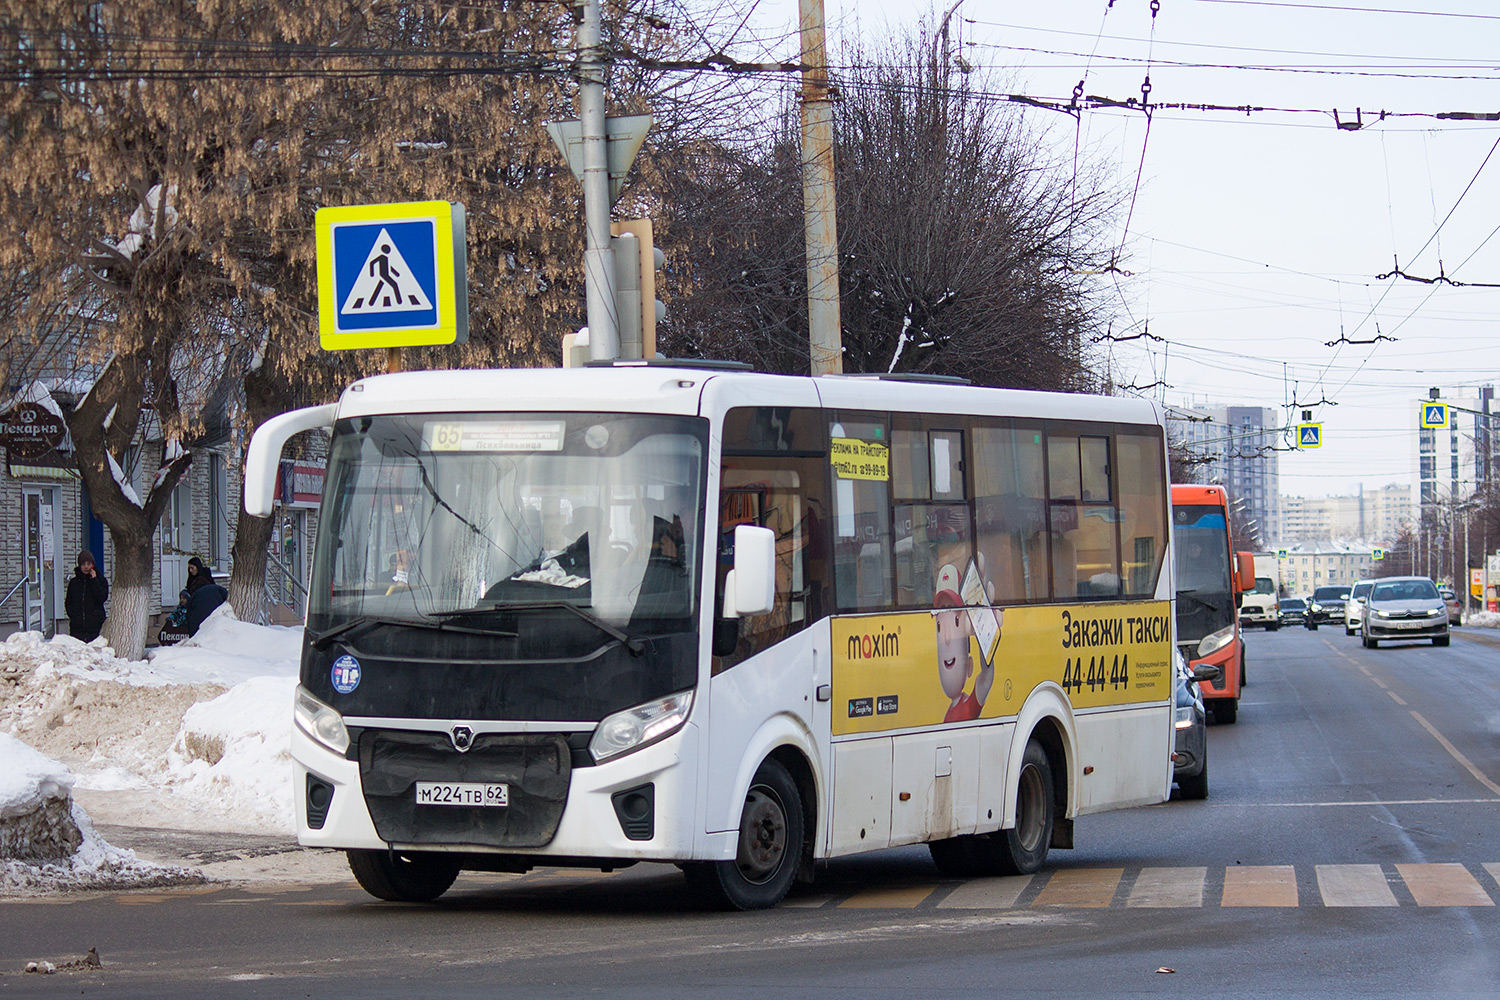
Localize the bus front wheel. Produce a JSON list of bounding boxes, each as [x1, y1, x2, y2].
[[347, 849, 459, 902], [687, 757, 804, 910]]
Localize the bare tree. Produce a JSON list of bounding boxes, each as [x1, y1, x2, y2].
[[658, 23, 1121, 390]]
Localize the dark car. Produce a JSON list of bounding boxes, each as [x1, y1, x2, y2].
[[1277, 597, 1308, 626], [1306, 584, 1351, 630], [1173, 650, 1220, 799]]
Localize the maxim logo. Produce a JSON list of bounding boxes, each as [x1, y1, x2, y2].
[[847, 624, 901, 660]]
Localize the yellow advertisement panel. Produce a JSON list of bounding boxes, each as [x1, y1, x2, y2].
[[832, 600, 1172, 736], [830, 438, 890, 480]]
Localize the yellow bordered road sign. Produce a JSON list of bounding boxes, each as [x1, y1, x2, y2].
[[1296, 422, 1322, 448], [316, 201, 468, 350], [1372, 547, 1384, 561], [1421, 403, 1449, 429]]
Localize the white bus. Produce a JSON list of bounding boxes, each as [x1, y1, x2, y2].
[[246, 363, 1176, 909]]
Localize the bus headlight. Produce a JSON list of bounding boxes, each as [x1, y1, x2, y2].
[[1197, 625, 1235, 659], [294, 685, 350, 756], [590, 690, 694, 764]]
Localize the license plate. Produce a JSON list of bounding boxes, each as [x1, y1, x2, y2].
[[414, 782, 509, 807]]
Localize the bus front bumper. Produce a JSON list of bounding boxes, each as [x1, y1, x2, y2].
[[291, 722, 702, 862]]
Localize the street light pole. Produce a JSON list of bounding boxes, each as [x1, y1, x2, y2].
[[799, 0, 842, 376], [579, 0, 617, 361]]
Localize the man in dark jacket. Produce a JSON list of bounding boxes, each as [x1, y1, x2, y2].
[[65, 550, 109, 642], [184, 561, 228, 636]]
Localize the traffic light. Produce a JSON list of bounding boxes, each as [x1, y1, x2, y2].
[[611, 218, 665, 359]]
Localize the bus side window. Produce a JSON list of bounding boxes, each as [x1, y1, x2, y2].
[[892, 421, 969, 607], [1116, 430, 1168, 596], [1047, 430, 1120, 599], [830, 415, 894, 612], [972, 422, 1049, 603], [714, 407, 830, 672]]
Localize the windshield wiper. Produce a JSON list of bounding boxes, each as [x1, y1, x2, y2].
[[435, 602, 646, 657], [1175, 590, 1223, 613], [309, 614, 516, 650]]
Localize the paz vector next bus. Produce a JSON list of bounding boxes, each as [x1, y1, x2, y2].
[[245, 364, 1179, 909]]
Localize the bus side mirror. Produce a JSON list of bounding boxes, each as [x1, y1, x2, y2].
[[1234, 552, 1255, 594], [722, 525, 775, 619], [244, 403, 338, 517], [1191, 664, 1222, 685]]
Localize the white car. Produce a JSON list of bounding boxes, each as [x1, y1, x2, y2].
[[1344, 579, 1373, 635]]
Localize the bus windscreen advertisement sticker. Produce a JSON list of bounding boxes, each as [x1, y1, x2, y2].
[[831, 600, 1172, 736], [331, 655, 362, 695]]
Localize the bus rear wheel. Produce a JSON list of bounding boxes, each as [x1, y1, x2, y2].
[[686, 758, 804, 910], [974, 738, 1055, 877], [347, 849, 460, 902]]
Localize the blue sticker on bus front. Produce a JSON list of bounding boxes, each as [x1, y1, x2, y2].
[[331, 655, 362, 695]]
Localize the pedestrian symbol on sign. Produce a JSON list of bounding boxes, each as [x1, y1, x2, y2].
[[1421, 403, 1449, 429], [1297, 422, 1322, 448], [340, 229, 434, 315]]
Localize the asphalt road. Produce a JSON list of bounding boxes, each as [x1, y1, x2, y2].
[[3, 625, 1498, 999]]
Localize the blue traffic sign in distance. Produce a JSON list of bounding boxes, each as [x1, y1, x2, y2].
[[1421, 403, 1449, 429], [1297, 422, 1322, 448]]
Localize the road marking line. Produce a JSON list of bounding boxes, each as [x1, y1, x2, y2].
[[779, 894, 837, 909], [1409, 711, 1500, 796], [1369, 676, 1388, 689], [1396, 864, 1495, 907], [935, 876, 1033, 909], [1387, 691, 1408, 706], [1224, 798, 1499, 807], [1032, 868, 1123, 907], [838, 884, 937, 909], [1316, 864, 1397, 907], [1221, 866, 1298, 907], [1484, 863, 1500, 889], [1127, 867, 1205, 908]]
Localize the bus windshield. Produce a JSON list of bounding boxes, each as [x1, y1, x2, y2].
[[309, 412, 707, 640], [1172, 504, 1233, 643]]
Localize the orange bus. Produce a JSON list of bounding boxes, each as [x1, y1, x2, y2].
[[1170, 485, 1254, 723]]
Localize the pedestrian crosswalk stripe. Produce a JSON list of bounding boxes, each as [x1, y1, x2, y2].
[[1128, 866, 1206, 908], [1315, 864, 1398, 907], [1221, 865, 1299, 907], [1485, 863, 1500, 889], [1396, 863, 1494, 907], [934, 875, 1032, 909], [1032, 867, 1123, 907], [837, 884, 937, 909]]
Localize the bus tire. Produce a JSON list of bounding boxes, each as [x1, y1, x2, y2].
[[1213, 698, 1238, 724], [984, 739, 1055, 877], [686, 758, 803, 910], [347, 849, 459, 902]]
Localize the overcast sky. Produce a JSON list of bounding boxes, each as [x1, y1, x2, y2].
[[739, 0, 1500, 499]]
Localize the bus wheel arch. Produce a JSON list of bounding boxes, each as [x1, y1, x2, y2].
[[1007, 685, 1077, 830], [688, 751, 809, 910]]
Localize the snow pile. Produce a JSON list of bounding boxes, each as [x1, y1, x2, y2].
[[0, 734, 201, 894], [0, 608, 303, 838], [1462, 610, 1500, 628], [166, 676, 297, 832]]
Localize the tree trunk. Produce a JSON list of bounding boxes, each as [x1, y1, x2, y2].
[[228, 508, 275, 623], [100, 533, 157, 660]]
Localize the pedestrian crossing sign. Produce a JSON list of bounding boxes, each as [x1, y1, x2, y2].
[[1372, 547, 1384, 561], [1296, 422, 1322, 448], [1421, 403, 1449, 429], [316, 201, 469, 350], [1276, 548, 1288, 559]]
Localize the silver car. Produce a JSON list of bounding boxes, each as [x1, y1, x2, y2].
[[1361, 576, 1450, 649]]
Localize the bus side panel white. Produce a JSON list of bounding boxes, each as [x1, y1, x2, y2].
[[1073, 705, 1173, 815], [975, 723, 1016, 835], [827, 737, 892, 856], [1008, 684, 1079, 826], [702, 627, 824, 837], [888, 730, 980, 847]]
